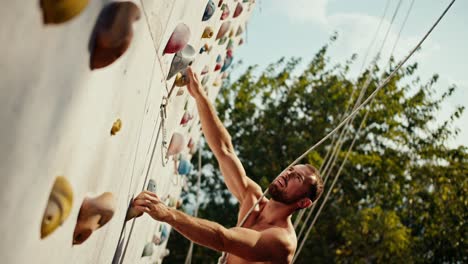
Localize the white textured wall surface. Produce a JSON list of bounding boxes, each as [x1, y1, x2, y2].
[[0, 0, 255, 263]]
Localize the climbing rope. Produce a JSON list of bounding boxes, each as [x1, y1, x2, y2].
[[296, 0, 405, 249], [391, 0, 416, 57], [359, 0, 390, 73], [184, 141, 203, 264], [220, 1, 455, 262], [294, 0, 394, 230], [292, 0, 456, 261]]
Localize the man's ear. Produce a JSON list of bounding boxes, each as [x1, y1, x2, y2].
[[297, 198, 312, 209]]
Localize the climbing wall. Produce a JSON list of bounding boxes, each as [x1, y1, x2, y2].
[[0, 0, 255, 263]]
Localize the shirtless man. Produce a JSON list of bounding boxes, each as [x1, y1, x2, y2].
[[132, 67, 324, 263]]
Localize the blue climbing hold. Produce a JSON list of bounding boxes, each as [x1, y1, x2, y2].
[[202, 0, 215, 21], [221, 54, 233, 72], [178, 158, 193, 175]]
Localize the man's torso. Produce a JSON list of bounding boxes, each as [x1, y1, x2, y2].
[[226, 194, 296, 264]]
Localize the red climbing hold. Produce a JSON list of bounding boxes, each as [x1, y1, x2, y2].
[[163, 23, 190, 54]]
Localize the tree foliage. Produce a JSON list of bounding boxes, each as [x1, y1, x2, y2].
[[165, 40, 467, 263]]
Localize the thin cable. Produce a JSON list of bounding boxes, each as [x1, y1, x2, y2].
[[359, 0, 391, 73], [292, 0, 456, 261], [375, 0, 404, 60], [391, 0, 416, 56], [293, 103, 372, 263], [223, 1, 455, 262], [293, 137, 336, 228], [185, 142, 204, 264], [294, 0, 393, 230], [298, 0, 406, 237]]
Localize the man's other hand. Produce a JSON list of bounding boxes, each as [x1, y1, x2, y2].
[[132, 191, 171, 221]]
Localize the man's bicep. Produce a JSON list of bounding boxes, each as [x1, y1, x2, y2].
[[221, 227, 290, 262]]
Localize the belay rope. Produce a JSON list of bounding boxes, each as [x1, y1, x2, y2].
[[184, 142, 203, 264], [217, 1, 456, 262]]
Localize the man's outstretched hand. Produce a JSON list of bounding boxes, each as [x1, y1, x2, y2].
[[132, 191, 171, 222], [186, 66, 205, 99]]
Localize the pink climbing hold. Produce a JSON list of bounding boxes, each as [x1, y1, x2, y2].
[[220, 4, 230, 20], [180, 111, 193, 126], [167, 133, 185, 156], [163, 23, 190, 54], [233, 3, 243, 18]]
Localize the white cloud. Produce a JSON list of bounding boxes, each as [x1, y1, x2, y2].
[[270, 0, 329, 26], [269, 0, 440, 76]]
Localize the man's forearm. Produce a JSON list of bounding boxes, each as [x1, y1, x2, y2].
[[195, 94, 233, 155], [163, 207, 226, 252]]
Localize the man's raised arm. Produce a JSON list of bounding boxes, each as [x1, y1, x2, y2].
[[186, 67, 262, 203]]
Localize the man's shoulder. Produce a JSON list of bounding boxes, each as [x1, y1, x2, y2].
[[262, 224, 297, 249]]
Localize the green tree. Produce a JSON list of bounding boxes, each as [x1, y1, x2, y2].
[[165, 40, 467, 263]]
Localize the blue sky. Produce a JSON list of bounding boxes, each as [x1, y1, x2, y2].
[[232, 0, 467, 147]]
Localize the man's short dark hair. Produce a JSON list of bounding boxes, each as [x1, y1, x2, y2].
[[305, 164, 323, 203]]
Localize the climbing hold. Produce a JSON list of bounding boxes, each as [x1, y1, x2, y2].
[[176, 88, 185, 96], [221, 72, 229, 79], [201, 65, 209, 75], [167, 196, 177, 208], [147, 179, 157, 193], [236, 26, 243, 36], [153, 224, 169, 245], [221, 54, 233, 72], [163, 23, 190, 54], [166, 132, 185, 156], [218, 36, 228, 45], [227, 38, 234, 50], [167, 45, 196, 80], [180, 111, 193, 126], [201, 75, 210, 86], [233, 2, 243, 18], [213, 78, 222, 87], [40, 0, 89, 24], [73, 192, 116, 245], [152, 233, 161, 245], [89, 2, 140, 70], [218, 0, 224, 8], [160, 248, 170, 259], [202, 26, 214, 39], [239, 38, 244, 45], [41, 176, 73, 239], [214, 55, 222, 71], [178, 157, 193, 175], [229, 29, 235, 38], [199, 43, 211, 54], [220, 4, 230, 20], [110, 118, 122, 135], [202, 0, 216, 21], [176, 199, 183, 209], [141, 242, 154, 257], [174, 71, 188, 87], [216, 21, 231, 40]]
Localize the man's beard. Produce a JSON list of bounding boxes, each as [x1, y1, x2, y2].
[[268, 183, 296, 205]]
